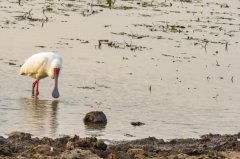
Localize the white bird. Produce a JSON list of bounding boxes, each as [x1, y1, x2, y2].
[[20, 52, 63, 98]]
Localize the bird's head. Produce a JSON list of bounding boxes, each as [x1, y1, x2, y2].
[[49, 59, 62, 78]]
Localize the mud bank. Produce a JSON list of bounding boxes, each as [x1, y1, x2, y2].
[[0, 132, 240, 159]]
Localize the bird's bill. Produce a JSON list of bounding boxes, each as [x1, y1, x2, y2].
[[52, 86, 59, 98], [52, 68, 60, 98]]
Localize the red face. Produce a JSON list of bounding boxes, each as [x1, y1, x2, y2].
[[53, 68, 60, 75]]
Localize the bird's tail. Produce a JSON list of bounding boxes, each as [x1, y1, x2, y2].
[[19, 65, 26, 75]]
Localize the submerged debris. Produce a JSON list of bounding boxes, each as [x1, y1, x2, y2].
[[97, 39, 151, 51], [131, 121, 145, 126]]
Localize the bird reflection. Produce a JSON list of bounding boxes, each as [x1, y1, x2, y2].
[[19, 97, 59, 137]]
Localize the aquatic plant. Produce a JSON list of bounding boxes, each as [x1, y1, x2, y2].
[[105, 0, 116, 8]]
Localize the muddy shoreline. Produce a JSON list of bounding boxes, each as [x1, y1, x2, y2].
[[0, 0, 240, 145], [0, 132, 239, 159]]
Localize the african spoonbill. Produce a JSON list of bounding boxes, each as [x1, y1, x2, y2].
[[20, 52, 63, 98]]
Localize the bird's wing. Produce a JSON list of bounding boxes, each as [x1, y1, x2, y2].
[[20, 56, 48, 79]]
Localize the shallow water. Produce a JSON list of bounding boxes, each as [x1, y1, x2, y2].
[[0, 0, 240, 140]]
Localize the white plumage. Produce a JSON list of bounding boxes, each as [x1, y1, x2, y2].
[[20, 52, 63, 98]]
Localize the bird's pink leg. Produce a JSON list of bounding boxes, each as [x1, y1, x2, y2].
[[32, 80, 38, 95], [35, 80, 40, 96]]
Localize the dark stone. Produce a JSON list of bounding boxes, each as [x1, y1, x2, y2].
[[0, 136, 6, 145], [0, 146, 12, 156], [94, 140, 107, 150], [107, 151, 131, 159], [131, 121, 145, 126], [8, 132, 32, 140], [84, 111, 107, 124], [75, 138, 92, 148]]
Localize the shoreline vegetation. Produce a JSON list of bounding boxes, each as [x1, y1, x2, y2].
[[0, 131, 239, 159]]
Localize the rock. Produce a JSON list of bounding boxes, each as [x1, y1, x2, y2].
[[8, 131, 32, 140], [66, 137, 107, 158], [31, 144, 55, 155], [74, 137, 106, 149], [176, 153, 190, 159], [220, 151, 240, 159], [84, 111, 107, 124], [41, 136, 54, 145], [75, 138, 94, 148], [107, 151, 131, 159], [0, 136, 6, 144], [66, 141, 75, 150], [94, 140, 107, 150], [52, 135, 70, 150], [36, 144, 51, 152], [127, 148, 145, 158], [61, 149, 102, 159], [0, 145, 12, 156], [21, 144, 58, 158]]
